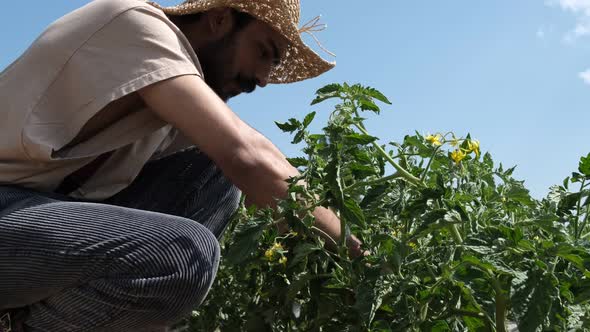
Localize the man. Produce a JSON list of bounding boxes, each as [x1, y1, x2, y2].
[[0, 0, 362, 331]]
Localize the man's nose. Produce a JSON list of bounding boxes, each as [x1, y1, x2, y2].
[[255, 63, 271, 88], [256, 75, 268, 88]]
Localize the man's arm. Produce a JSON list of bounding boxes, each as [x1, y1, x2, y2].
[[138, 75, 354, 251]]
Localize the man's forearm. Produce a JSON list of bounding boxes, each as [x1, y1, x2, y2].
[[229, 131, 345, 245]]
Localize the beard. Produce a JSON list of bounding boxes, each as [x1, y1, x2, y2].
[[197, 34, 235, 102], [197, 32, 258, 102]]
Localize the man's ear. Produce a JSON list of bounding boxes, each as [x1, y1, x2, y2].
[[205, 8, 234, 38]]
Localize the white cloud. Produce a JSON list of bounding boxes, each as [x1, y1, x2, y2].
[[548, 0, 590, 42], [579, 69, 590, 84], [547, 1, 590, 82], [557, 0, 590, 14]]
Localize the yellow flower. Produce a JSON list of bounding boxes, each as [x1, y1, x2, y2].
[[425, 134, 442, 146], [265, 249, 275, 261], [449, 138, 461, 148], [467, 140, 480, 158], [408, 242, 417, 249], [450, 149, 467, 164], [272, 242, 284, 251], [279, 256, 288, 265]]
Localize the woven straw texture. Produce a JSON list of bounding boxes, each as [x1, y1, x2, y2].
[[147, 0, 335, 83]]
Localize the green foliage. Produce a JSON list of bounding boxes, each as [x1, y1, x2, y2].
[[184, 83, 590, 332]]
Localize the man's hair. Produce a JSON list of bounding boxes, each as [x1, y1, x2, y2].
[[169, 8, 255, 31]]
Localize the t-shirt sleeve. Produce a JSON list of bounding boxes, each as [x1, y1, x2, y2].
[[24, 4, 202, 157], [75, 5, 202, 92]]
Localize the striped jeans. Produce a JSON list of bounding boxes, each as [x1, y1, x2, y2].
[[0, 147, 241, 331]]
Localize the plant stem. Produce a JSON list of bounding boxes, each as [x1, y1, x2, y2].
[[579, 203, 590, 241], [574, 179, 586, 241], [448, 309, 485, 319], [449, 224, 463, 244], [390, 153, 422, 159], [549, 257, 559, 274], [421, 146, 442, 182], [346, 173, 402, 191], [574, 179, 586, 240], [310, 226, 338, 248], [353, 123, 424, 187], [492, 277, 507, 332]]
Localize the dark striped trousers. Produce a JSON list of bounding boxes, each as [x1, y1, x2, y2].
[[0, 147, 241, 331]]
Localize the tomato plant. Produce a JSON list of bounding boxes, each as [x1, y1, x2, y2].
[[183, 83, 590, 332]]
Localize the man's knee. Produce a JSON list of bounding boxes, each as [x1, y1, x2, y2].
[[19, 213, 221, 331], [116, 218, 221, 320], [196, 164, 241, 239]]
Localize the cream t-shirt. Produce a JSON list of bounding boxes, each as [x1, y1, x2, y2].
[[0, 0, 203, 200]]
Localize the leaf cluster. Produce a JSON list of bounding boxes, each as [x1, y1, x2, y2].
[[185, 84, 590, 332]]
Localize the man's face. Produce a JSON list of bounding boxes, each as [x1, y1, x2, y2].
[[197, 17, 287, 102]]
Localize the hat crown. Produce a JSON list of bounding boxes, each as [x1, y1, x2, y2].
[[284, 0, 300, 24], [176, 0, 301, 25], [153, 0, 334, 84]]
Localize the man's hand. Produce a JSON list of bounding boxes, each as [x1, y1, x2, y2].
[[346, 234, 369, 258], [138, 75, 358, 255]]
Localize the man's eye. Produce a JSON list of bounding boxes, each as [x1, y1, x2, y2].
[[258, 43, 270, 59], [260, 46, 268, 59]]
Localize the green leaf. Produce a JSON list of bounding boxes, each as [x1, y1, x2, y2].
[[365, 87, 392, 105], [444, 210, 463, 224], [360, 184, 389, 209], [461, 255, 494, 274], [354, 278, 391, 327], [342, 196, 366, 227], [574, 279, 590, 304], [554, 245, 590, 273], [556, 253, 586, 272], [344, 133, 378, 145], [422, 208, 448, 224], [404, 135, 432, 157], [428, 320, 451, 332], [292, 130, 305, 144], [303, 111, 316, 128], [225, 220, 266, 265], [558, 192, 581, 213], [286, 272, 314, 302], [287, 157, 307, 168], [506, 185, 535, 207], [350, 164, 379, 178], [275, 118, 300, 133], [358, 97, 380, 114], [483, 152, 494, 169], [463, 315, 487, 331], [290, 243, 321, 267], [317, 83, 342, 94], [579, 153, 590, 176], [311, 84, 342, 105], [512, 271, 559, 332]]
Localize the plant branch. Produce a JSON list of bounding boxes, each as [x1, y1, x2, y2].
[[579, 203, 590, 241], [421, 146, 442, 182], [353, 123, 424, 187], [345, 173, 402, 191], [492, 277, 507, 332], [449, 224, 464, 244], [574, 179, 586, 241]]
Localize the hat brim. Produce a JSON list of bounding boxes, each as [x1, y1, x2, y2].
[[149, 0, 335, 84]]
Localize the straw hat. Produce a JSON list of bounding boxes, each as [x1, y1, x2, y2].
[[147, 0, 336, 84]]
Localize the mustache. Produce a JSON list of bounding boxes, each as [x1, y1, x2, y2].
[[237, 75, 257, 94]]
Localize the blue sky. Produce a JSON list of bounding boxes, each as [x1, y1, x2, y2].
[[1, 1, 589, 198]]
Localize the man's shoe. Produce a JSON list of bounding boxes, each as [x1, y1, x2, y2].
[[0, 309, 26, 332]]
